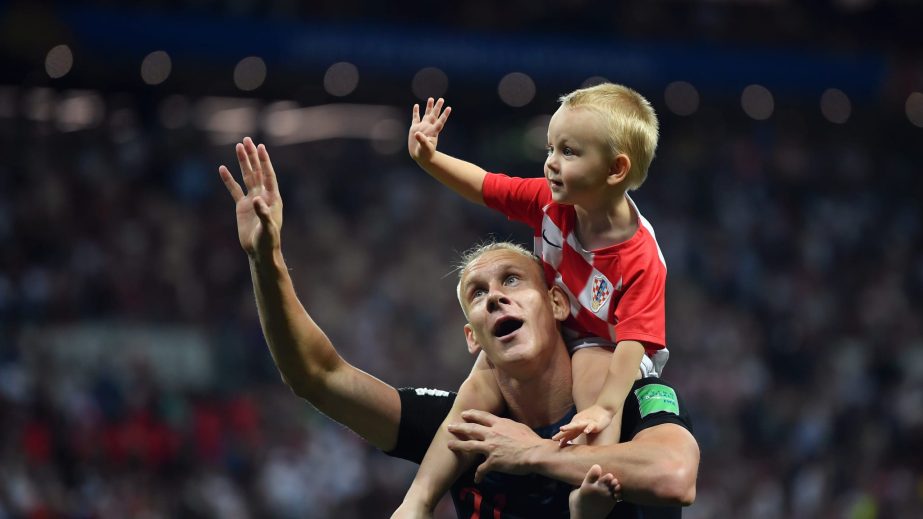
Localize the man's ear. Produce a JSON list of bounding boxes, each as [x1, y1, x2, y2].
[[464, 324, 482, 355], [549, 286, 570, 322], [607, 153, 631, 187]]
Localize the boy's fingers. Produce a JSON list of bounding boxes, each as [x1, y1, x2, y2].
[[412, 103, 420, 123], [436, 106, 452, 129]]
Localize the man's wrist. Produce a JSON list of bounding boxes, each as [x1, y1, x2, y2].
[[248, 247, 285, 272]]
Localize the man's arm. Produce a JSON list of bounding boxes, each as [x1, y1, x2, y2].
[[219, 137, 401, 452], [408, 97, 487, 205], [448, 410, 699, 507], [533, 423, 698, 506]]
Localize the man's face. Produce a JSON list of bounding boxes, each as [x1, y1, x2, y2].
[[459, 250, 568, 369], [544, 106, 617, 205]]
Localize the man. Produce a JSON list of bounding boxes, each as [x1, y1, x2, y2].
[[218, 138, 699, 518]]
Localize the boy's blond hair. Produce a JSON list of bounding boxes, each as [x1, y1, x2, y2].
[[455, 241, 542, 320], [559, 83, 659, 191]]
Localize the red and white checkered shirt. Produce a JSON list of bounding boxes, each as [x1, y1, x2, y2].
[[483, 173, 669, 375]]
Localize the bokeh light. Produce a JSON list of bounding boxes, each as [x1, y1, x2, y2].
[[45, 44, 73, 79], [820, 88, 851, 124], [141, 51, 172, 85], [664, 81, 700, 116], [498, 72, 536, 108], [411, 67, 449, 100], [324, 62, 359, 97], [233, 57, 267, 92], [906, 92, 923, 128], [741, 84, 774, 120]]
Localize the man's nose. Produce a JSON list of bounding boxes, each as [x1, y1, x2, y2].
[[486, 288, 510, 312]]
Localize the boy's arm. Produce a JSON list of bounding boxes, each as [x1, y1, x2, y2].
[[552, 341, 646, 444], [219, 138, 401, 452], [408, 97, 488, 205], [394, 355, 505, 516]]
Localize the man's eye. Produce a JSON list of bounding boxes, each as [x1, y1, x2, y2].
[[504, 275, 520, 286], [472, 289, 487, 299]]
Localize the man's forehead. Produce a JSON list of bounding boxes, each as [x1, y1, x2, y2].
[[462, 250, 538, 284]]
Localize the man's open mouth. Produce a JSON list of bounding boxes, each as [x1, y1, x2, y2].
[[493, 317, 524, 337]]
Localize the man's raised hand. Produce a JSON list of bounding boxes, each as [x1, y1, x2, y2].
[[408, 97, 451, 163], [218, 137, 283, 258]]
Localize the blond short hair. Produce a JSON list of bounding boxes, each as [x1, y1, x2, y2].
[[455, 241, 542, 320], [559, 83, 659, 191]]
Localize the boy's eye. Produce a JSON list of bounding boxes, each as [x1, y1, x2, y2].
[[562, 147, 574, 156], [545, 145, 554, 156]]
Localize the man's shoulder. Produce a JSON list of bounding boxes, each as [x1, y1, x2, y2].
[[624, 378, 693, 440]]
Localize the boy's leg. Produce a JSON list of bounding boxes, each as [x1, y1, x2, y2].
[[394, 353, 505, 517], [570, 347, 622, 445], [568, 464, 622, 519]]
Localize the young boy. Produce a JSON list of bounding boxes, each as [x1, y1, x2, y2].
[[394, 84, 668, 517]]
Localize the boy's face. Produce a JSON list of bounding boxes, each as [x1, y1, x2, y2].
[[544, 106, 616, 205], [459, 250, 568, 370]]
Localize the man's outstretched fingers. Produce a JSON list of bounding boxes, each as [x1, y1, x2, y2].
[[218, 166, 244, 202], [235, 143, 256, 189], [257, 144, 278, 193], [243, 138, 262, 187]]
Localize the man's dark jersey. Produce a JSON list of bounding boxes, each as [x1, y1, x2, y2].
[[385, 377, 693, 519]]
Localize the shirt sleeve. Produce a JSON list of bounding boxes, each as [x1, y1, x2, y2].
[[481, 173, 550, 229], [613, 254, 667, 350], [383, 387, 456, 464], [623, 378, 693, 440]]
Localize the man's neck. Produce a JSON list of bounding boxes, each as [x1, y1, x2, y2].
[[495, 349, 574, 429], [573, 191, 636, 250]]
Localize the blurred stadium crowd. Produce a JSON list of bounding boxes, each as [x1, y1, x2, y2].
[[2, 1, 923, 518]]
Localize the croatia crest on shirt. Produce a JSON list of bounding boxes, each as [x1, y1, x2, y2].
[[590, 275, 612, 313]]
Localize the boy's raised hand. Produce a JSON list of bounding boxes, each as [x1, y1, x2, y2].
[[551, 404, 616, 445], [408, 97, 451, 163], [218, 137, 283, 259]]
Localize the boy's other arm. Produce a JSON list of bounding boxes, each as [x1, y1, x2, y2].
[[219, 138, 401, 452], [553, 341, 646, 443], [408, 97, 487, 205]]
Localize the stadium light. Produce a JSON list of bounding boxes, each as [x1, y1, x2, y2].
[[665, 81, 700, 116], [141, 51, 172, 86], [412, 67, 449, 100], [234, 57, 267, 92], [820, 88, 851, 124], [498, 72, 535, 108], [45, 44, 73, 79], [906, 92, 923, 128], [741, 84, 774, 121], [324, 62, 359, 97]]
